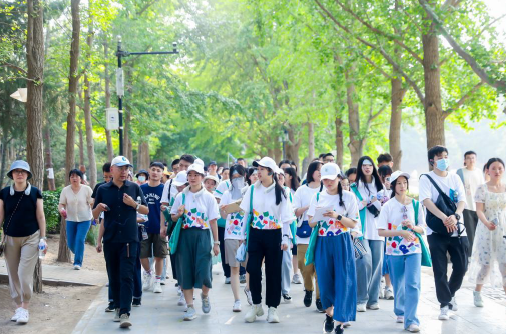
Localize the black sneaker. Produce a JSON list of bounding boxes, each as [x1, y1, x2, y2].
[[105, 302, 115, 312], [316, 298, 324, 313], [283, 293, 292, 303], [324, 314, 334, 333], [304, 290, 313, 307], [334, 323, 344, 334], [132, 299, 141, 307]]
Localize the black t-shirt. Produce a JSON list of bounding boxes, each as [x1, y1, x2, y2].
[[93, 180, 147, 243], [1, 185, 42, 237], [92, 181, 107, 199]]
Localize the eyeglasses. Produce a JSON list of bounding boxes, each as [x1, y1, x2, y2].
[[12, 169, 27, 175], [401, 206, 408, 220]]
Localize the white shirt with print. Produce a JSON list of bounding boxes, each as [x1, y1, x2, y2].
[[170, 188, 220, 230], [214, 180, 231, 200], [220, 190, 245, 240]]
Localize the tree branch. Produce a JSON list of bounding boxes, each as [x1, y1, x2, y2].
[[476, 13, 506, 39], [1, 62, 27, 75], [362, 55, 392, 79], [444, 81, 484, 116], [419, 0, 506, 92]]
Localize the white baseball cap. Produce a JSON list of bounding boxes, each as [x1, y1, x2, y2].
[[172, 171, 188, 186], [194, 158, 205, 167], [321, 163, 342, 181], [390, 170, 410, 183], [111, 156, 132, 167], [252, 157, 277, 172], [204, 174, 219, 185], [187, 163, 205, 176]]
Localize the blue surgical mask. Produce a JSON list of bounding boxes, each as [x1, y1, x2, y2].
[[138, 176, 146, 182], [436, 158, 450, 171]]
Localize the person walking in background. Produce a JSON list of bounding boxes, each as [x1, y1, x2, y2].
[[456, 151, 485, 257], [377, 165, 394, 300], [79, 165, 89, 185], [58, 169, 93, 270], [283, 167, 302, 286], [377, 153, 394, 168], [469, 158, 506, 307], [346, 168, 357, 184], [0, 160, 47, 324], [135, 169, 149, 186]]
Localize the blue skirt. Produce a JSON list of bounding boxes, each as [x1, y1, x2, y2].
[[315, 232, 357, 322]]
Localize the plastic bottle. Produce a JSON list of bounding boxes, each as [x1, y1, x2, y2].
[[38, 239, 46, 259]]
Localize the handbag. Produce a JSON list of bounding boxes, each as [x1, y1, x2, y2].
[[168, 193, 186, 254], [353, 236, 367, 259], [236, 185, 254, 263], [350, 183, 367, 238], [0, 192, 24, 257], [305, 192, 321, 266], [296, 221, 312, 238], [422, 174, 459, 237], [412, 199, 432, 267]]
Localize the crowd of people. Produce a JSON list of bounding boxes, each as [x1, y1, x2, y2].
[[0, 146, 505, 333]]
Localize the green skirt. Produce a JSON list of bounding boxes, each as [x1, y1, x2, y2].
[[176, 227, 213, 290]]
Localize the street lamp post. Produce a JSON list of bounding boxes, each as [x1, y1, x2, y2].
[[115, 37, 179, 155]]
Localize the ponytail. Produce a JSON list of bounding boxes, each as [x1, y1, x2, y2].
[[272, 171, 287, 205], [338, 181, 345, 209]]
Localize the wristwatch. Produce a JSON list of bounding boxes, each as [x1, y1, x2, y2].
[[283, 234, 290, 238], [214, 241, 220, 245], [337, 214, 343, 221], [135, 204, 140, 211], [40, 236, 47, 240], [454, 213, 461, 221]]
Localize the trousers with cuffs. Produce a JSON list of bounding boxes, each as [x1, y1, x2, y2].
[[247, 228, 283, 308], [297, 243, 320, 299], [133, 228, 142, 301], [428, 233, 469, 309], [281, 248, 293, 295], [104, 241, 138, 316]]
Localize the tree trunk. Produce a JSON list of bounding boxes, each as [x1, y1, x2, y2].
[[123, 108, 133, 162], [273, 138, 282, 164], [103, 40, 114, 161], [389, 77, 407, 170], [335, 114, 345, 169], [307, 122, 315, 162], [138, 140, 150, 171], [43, 127, 56, 190], [59, 0, 80, 263], [344, 65, 362, 166], [78, 123, 85, 167], [285, 126, 301, 170], [26, 0, 45, 293], [0, 135, 10, 189], [422, 20, 445, 149], [83, 12, 96, 188]]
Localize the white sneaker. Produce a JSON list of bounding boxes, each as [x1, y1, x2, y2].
[[142, 271, 153, 291], [74, 265, 81, 270], [244, 288, 253, 306], [396, 316, 404, 323], [225, 277, 231, 284], [177, 294, 186, 307], [177, 285, 182, 296], [438, 306, 450, 320], [291, 274, 302, 284], [267, 307, 280, 323], [16, 308, 29, 324], [473, 291, 484, 307], [153, 281, 162, 293], [233, 300, 242, 312], [450, 296, 458, 311], [245, 304, 264, 323], [201, 293, 211, 314], [343, 322, 351, 328], [384, 287, 394, 300], [183, 306, 197, 321], [407, 324, 420, 332], [357, 304, 366, 312], [11, 307, 23, 322]]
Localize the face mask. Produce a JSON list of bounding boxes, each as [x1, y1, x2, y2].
[[231, 177, 245, 199], [138, 176, 146, 182], [436, 158, 449, 171]]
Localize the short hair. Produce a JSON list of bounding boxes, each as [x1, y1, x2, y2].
[[306, 161, 322, 184], [69, 168, 84, 180], [179, 154, 195, 164], [318, 153, 326, 159], [278, 159, 291, 168], [428, 145, 448, 162], [464, 151, 477, 158], [237, 158, 246, 162], [171, 159, 180, 167], [102, 162, 111, 173], [378, 165, 393, 178], [323, 153, 334, 159], [377, 153, 393, 164], [345, 167, 357, 177]]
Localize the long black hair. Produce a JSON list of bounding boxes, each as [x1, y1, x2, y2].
[[247, 167, 257, 185], [283, 167, 299, 191], [268, 167, 286, 205], [337, 180, 345, 208], [306, 161, 322, 184], [229, 164, 246, 192], [356, 156, 384, 194]]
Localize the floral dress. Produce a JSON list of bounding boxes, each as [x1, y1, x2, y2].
[[468, 184, 506, 287]]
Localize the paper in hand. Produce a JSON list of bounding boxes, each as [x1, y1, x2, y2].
[[311, 206, 334, 223]]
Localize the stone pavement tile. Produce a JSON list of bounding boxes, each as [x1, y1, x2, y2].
[[72, 267, 506, 334]]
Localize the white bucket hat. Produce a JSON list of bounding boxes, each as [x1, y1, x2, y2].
[[172, 171, 188, 186], [204, 174, 219, 185]]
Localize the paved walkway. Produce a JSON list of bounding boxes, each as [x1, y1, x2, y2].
[[72, 266, 506, 334], [0, 259, 106, 286]]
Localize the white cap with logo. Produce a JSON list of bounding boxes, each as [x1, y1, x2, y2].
[[252, 157, 278, 172], [187, 163, 205, 176], [389, 170, 410, 183], [111, 156, 132, 167], [321, 163, 342, 181]]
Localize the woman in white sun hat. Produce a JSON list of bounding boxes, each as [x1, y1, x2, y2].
[[240, 157, 296, 324], [307, 163, 359, 334], [377, 171, 426, 333]]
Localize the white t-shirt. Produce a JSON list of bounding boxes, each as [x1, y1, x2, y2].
[[239, 182, 295, 238], [59, 185, 93, 222], [161, 179, 179, 204], [377, 198, 426, 256], [460, 168, 485, 211], [307, 190, 359, 237], [220, 190, 245, 240], [354, 179, 383, 241], [214, 180, 231, 200], [293, 184, 320, 244], [418, 171, 467, 236], [170, 188, 220, 230], [377, 188, 393, 205]]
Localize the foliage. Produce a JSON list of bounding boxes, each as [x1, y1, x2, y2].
[[43, 189, 62, 234]]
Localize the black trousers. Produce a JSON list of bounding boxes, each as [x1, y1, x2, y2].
[[463, 209, 478, 257], [247, 228, 283, 308], [427, 234, 469, 309], [104, 241, 138, 316]]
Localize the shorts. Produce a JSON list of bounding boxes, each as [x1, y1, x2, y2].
[[140, 233, 168, 258], [225, 239, 242, 268]]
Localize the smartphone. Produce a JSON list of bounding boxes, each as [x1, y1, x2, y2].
[[491, 218, 499, 226], [104, 205, 110, 211]]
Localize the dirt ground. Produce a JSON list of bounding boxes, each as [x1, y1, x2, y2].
[[0, 234, 106, 334]]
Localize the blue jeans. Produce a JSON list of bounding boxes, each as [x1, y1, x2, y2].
[[387, 254, 421, 328], [281, 249, 292, 295], [356, 239, 384, 306], [66, 220, 91, 266]]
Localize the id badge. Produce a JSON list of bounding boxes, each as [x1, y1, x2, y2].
[[141, 227, 148, 240]]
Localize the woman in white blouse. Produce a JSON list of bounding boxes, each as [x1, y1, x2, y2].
[[170, 164, 220, 321], [377, 171, 425, 333], [58, 169, 93, 270], [240, 157, 295, 324]]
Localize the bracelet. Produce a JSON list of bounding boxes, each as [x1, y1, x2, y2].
[[40, 237, 47, 240], [214, 241, 220, 245]]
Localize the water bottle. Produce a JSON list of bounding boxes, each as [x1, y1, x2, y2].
[[38, 239, 46, 259]]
